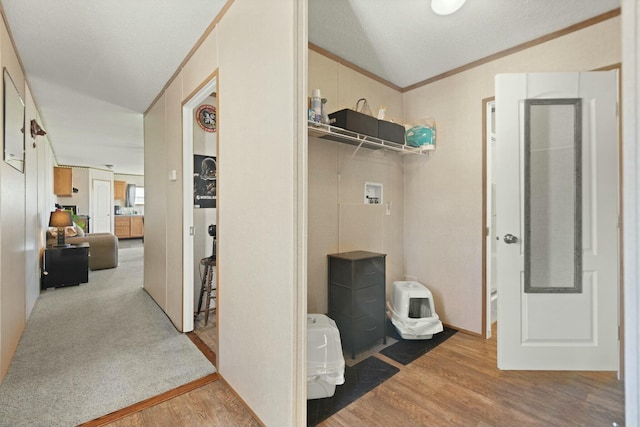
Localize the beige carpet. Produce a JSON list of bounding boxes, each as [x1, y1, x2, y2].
[[0, 245, 215, 427]]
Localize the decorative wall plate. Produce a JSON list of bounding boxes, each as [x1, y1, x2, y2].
[[196, 104, 216, 133]]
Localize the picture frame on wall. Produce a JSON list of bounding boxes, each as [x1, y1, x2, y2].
[[3, 68, 25, 173], [194, 154, 216, 208], [196, 104, 216, 133]]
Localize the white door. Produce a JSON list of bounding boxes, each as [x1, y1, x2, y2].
[[92, 179, 112, 233], [495, 72, 619, 370]]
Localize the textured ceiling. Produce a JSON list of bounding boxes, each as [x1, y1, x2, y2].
[[0, 0, 621, 175], [308, 0, 620, 89], [1, 0, 227, 175]]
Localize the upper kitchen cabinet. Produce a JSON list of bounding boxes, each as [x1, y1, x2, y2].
[[114, 180, 127, 200], [53, 167, 72, 196]]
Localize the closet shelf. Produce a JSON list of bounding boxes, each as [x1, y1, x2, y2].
[[308, 121, 434, 155]]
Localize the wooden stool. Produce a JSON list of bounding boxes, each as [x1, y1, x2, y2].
[[196, 257, 216, 326]]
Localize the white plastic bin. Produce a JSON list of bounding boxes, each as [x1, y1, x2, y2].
[[387, 281, 443, 340], [307, 313, 345, 399]]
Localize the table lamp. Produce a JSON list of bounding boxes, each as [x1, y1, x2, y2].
[[49, 210, 73, 246]]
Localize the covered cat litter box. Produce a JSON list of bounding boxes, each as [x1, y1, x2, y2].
[[307, 314, 345, 399], [387, 281, 443, 340]]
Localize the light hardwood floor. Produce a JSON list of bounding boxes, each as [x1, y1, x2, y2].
[[320, 324, 624, 427], [101, 324, 624, 427]]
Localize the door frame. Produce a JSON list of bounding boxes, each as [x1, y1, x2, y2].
[[182, 71, 218, 335], [481, 96, 495, 339], [91, 178, 112, 234]]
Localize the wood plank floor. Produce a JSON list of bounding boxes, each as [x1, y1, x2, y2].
[[102, 323, 624, 427], [320, 324, 625, 427]]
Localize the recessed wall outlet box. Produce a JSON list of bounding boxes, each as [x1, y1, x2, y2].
[[364, 182, 383, 205]]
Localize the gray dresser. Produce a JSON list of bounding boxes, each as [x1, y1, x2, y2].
[[328, 251, 386, 359]]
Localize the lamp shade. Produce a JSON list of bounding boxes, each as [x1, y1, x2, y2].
[[49, 210, 73, 228]]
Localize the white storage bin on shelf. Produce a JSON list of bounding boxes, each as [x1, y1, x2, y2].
[[307, 313, 345, 399], [387, 281, 443, 340]]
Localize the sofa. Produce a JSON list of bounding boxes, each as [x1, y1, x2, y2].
[[47, 228, 119, 270]]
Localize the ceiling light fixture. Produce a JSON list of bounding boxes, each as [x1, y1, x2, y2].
[[431, 0, 466, 15]]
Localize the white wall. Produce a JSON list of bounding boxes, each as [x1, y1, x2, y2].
[[402, 16, 621, 334], [143, 1, 304, 424]]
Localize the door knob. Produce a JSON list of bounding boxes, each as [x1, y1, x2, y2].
[[504, 234, 519, 244]]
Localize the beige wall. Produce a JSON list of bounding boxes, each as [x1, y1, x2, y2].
[[307, 50, 404, 313], [143, 94, 168, 314], [402, 16, 621, 334], [0, 14, 55, 381], [0, 17, 27, 380], [143, 0, 304, 424]]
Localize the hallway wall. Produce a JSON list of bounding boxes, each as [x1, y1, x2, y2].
[[143, 0, 304, 424], [0, 12, 55, 381]]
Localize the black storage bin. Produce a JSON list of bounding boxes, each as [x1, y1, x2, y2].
[[329, 109, 378, 138], [378, 120, 405, 145]]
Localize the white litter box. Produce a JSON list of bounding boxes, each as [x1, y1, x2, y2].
[[387, 281, 443, 340], [307, 313, 345, 400]]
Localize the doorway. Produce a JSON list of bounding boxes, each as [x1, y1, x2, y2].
[[182, 73, 218, 354], [92, 179, 112, 233], [482, 97, 496, 339]]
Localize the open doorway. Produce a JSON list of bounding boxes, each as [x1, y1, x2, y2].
[[482, 97, 496, 339], [182, 73, 218, 356]]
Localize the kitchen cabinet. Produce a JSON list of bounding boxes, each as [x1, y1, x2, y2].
[[115, 215, 144, 239], [114, 180, 127, 200], [114, 216, 130, 238], [53, 167, 73, 196], [130, 216, 144, 238], [328, 250, 386, 359]]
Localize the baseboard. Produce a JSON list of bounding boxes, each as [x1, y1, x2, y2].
[[442, 322, 483, 337], [187, 331, 217, 366], [219, 375, 266, 427], [78, 373, 220, 427]]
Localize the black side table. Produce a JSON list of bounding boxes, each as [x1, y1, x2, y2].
[[42, 243, 89, 289]]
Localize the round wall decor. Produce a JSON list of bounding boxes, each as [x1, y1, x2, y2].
[[196, 104, 216, 133]]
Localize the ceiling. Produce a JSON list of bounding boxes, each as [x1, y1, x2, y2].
[[308, 0, 620, 89], [0, 0, 621, 175]]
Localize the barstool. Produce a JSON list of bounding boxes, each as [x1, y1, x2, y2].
[[196, 257, 216, 326]]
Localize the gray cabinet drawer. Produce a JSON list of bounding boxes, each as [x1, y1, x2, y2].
[[330, 283, 384, 318], [353, 314, 385, 350], [329, 255, 385, 289]]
